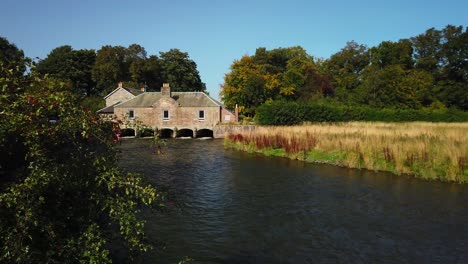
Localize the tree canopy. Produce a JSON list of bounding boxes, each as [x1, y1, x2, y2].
[[31, 43, 205, 96], [35, 45, 97, 96], [221, 46, 332, 116], [0, 36, 27, 77], [90, 45, 205, 95], [159, 49, 206, 92], [221, 25, 468, 114]]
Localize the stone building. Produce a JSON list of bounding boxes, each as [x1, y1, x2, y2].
[[98, 83, 237, 137], [97, 82, 144, 116]]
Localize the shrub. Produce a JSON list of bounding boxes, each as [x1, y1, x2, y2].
[[256, 101, 468, 125], [0, 68, 162, 263]]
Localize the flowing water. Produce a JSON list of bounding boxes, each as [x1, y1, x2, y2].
[[118, 138, 468, 264]]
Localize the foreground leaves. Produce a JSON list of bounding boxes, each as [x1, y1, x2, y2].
[[0, 65, 163, 263]]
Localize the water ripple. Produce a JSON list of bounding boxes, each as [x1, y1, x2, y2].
[[118, 139, 468, 264]]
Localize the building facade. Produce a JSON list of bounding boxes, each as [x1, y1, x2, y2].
[[99, 83, 237, 137]]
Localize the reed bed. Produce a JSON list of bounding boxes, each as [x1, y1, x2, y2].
[[226, 122, 468, 183]]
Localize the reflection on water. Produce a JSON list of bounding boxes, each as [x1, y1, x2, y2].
[[118, 138, 468, 264]]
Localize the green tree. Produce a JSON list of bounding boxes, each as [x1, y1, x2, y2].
[[125, 44, 148, 88], [1, 57, 163, 262], [369, 39, 414, 69], [35, 45, 97, 96], [221, 56, 266, 116], [357, 64, 421, 109], [140, 55, 163, 91], [221, 46, 332, 116], [326, 41, 369, 103], [0, 36, 27, 76], [411, 27, 443, 75], [92, 45, 128, 94], [159, 49, 206, 92]]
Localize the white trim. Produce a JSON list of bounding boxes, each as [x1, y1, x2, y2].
[[198, 110, 205, 120], [162, 110, 170, 121]]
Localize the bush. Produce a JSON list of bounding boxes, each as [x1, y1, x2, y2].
[[256, 101, 468, 125], [0, 68, 162, 263], [138, 128, 155, 137]]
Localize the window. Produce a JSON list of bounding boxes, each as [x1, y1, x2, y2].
[[198, 110, 205, 120], [163, 110, 169, 120], [128, 110, 135, 119], [224, 115, 231, 121]]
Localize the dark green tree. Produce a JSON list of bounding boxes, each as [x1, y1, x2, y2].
[[92, 45, 128, 94], [411, 27, 443, 75], [356, 64, 421, 109], [369, 39, 414, 69], [0, 36, 27, 76], [411, 25, 468, 110], [159, 49, 206, 92], [140, 55, 163, 91], [35, 45, 97, 96], [326, 41, 369, 102]]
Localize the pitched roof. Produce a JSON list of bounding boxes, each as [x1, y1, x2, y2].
[[96, 103, 118, 114], [115, 92, 223, 108], [103, 87, 143, 99], [124, 87, 145, 96]]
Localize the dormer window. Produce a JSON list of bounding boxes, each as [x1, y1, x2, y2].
[[163, 110, 170, 120]]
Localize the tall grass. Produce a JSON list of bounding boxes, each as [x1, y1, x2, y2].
[[226, 122, 468, 183]]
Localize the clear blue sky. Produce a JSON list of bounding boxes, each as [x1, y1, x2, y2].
[[1, 0, 467, 99]]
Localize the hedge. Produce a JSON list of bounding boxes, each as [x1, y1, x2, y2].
[[255, 101, 468, 125]]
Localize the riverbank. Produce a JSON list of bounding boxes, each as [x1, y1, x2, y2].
[[224, 122, 468, 183]]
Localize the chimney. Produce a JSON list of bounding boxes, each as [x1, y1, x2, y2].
[[235, 104, 239, 122], [140, 86, 146, 92], [118, 81, 123, 88], [161, 83, 171, 97]]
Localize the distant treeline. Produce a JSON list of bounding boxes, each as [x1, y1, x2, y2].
[[221, 25, 468, 117], [34, 44, 207, 96], [256, 101, 468, 125], [0, 37, 206, 97]]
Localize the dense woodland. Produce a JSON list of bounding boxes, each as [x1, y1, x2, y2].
[[221, 25, 467, 116]]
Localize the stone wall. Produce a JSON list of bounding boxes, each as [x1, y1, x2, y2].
[[105, 88, 135, 106], [221, 107, 237, 123], [114, 105, 222, 130], [213, 125, 257, 139]]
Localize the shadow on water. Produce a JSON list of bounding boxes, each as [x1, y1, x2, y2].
[[118, 138, 468, 264]]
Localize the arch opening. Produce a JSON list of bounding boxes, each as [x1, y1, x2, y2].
[[120, 128, 136, 137], [196, 129, 213, 138], [176, 129, 194, 138], [158, 129, 174, 138]]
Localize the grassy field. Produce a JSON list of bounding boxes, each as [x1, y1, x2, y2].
[[225, 122, 468, 183]]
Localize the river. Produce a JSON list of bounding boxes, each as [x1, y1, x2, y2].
[[118, 138, 468, 264]]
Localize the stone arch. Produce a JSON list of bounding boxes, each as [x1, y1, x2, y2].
[[158, 128, 174, 138], [176, 128, 194, 138], [120, 128, 136, 137], [196, 128, 214, 138]]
